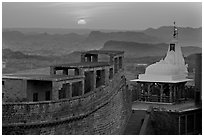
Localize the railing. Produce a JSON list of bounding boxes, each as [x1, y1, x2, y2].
[[138, 94, 172, 103], [3, 72, 125, 126]]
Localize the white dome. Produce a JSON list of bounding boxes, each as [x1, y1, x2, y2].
[[132, 24, 191, 83], [138, 38, 188, 82], [145, 62, 181, 75]]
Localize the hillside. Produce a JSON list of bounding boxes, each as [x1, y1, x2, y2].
[[102, 40, 202, 58], [85, 31, 160, 43], [2, 48, 82, 74], [144, 26, 202, 47], [3, 26, 201, 56], [3, 31, 86, 56]]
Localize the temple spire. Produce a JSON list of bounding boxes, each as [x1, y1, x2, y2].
[[173, 21, 178, 39]]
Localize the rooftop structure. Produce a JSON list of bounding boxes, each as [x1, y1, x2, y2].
[[3, 74, 83, 81], [131, 22, 192, 104], [2, 49, 132, 135], [132, 23, 190, 83], [81, 50, 124, 56], [3, 50, 124, 103]]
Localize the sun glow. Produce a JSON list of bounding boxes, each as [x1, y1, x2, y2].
[[77, 18, 86, 25]]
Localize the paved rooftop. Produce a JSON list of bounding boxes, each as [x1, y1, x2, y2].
[[51, 62, 111, 68], [131, 78, 193, 83], [132, 100, 200, 112], [3, 74, 84, 81], [81, 50, 124, 56]]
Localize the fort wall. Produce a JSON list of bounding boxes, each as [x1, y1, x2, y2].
[[2, 72, 132, 135], [2, 79, 27, 102]]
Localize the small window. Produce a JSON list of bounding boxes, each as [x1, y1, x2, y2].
[[119, 57, 123, 69], [170, 44, 175, 51], [109, 68, 113, 79], [2, 81, 4, 86], [33, 93, 38, 102]]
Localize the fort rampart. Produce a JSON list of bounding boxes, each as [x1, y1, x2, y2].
[[3, 72, 132, 134]]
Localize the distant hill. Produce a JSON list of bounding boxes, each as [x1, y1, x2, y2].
[[2, 26, 202, 56], [2, 48, 82, 74], [85, 31, 160, 43], [77, 30, 161, 51], [101, 40, 202, 58], [2, 48, 50, 60], [2, 31, 86, 56], [143, 26, 202, 47]]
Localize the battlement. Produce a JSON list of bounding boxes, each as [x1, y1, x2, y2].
[[3, 50, 125, 103], [2, 50, 132, 135], [3, 72, 125, 124]]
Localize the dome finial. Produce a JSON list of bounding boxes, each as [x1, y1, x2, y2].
[[173, 21, 178, 39]]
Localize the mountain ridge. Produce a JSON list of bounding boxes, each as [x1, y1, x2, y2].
[[101, 40, 201, 58], [2, 26, 202, 56]]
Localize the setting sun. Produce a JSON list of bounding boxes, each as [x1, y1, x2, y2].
[[77, 18, 86, 25]]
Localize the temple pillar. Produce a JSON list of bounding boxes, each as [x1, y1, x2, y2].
[[182, 83, 186, 99], [140, 83, 144, 100], [174, 84, 177, 101], [178, 83, 181, 101], [160, 84, 164, 102], [176, 84, 180, 101], [143, 83, 147, 101], [147, 83, 151, 101], [169, 84, 173, 103], [137, 83, 141, 100]]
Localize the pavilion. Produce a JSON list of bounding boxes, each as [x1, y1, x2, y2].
[[131, 23, 192, 104]]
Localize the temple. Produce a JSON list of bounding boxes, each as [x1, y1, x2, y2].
[[131, 22, 192, 104]]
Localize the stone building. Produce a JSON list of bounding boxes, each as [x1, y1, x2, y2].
[[3, 50, 124, 103], [2, 50, 132, 135], [131, 23, 202, 135]]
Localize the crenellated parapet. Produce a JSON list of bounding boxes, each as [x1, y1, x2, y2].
[[2, 72, 131, 135], [2, 50, 131, 135]]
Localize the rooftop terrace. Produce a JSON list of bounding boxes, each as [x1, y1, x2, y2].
[[3, 74, 84, 81], [132, 100, 200, 113], [81, 50, 124, 56], [51, 62, 111, 68]]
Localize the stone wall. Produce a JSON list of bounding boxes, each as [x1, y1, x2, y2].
[[2, 72, 132, 135], [139, 108, 202, 135], [3, 79, 27, 102], [195, 53, 202, 104]]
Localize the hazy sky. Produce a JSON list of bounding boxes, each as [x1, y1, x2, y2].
[[2, 2, 202, 30]]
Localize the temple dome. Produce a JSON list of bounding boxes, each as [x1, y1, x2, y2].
[[145, 61, 183, 76], [144, 40, 188, 77], [136, 24, 189, 82]]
